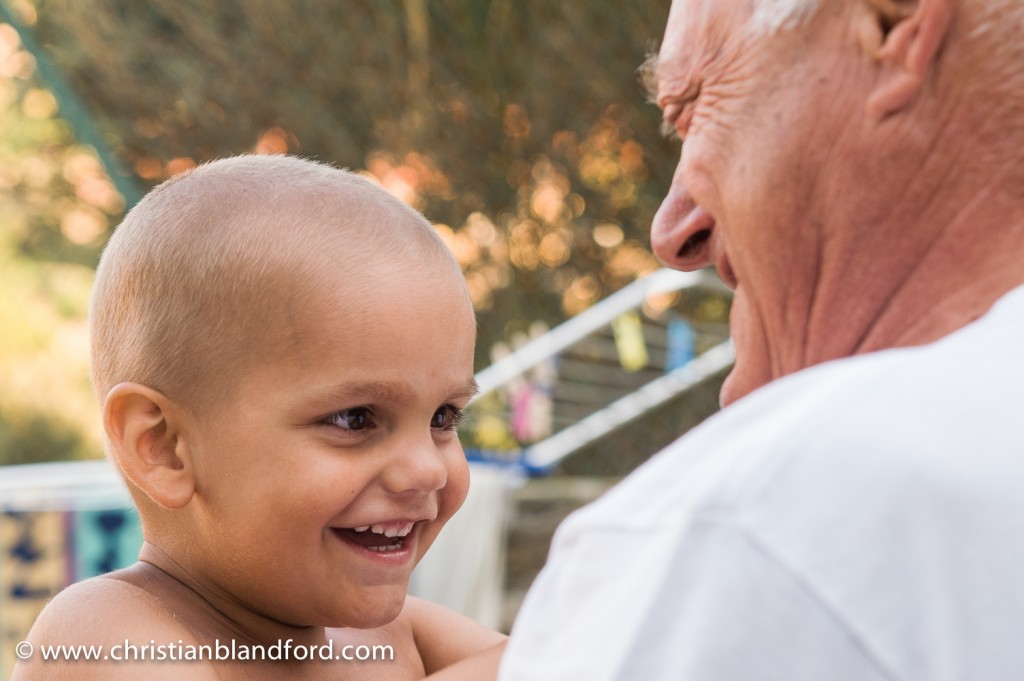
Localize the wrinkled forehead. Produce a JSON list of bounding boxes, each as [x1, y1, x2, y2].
[[656, 0, 753, 104]]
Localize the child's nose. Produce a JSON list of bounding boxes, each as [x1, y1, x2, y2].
[[379, 439, 449, 495]]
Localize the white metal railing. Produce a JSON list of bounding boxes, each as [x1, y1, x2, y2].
[[472, 267, 732, 472], [0, 459, 127, 511], [523, 340, 734, 471], [473, 267, 727, 400]]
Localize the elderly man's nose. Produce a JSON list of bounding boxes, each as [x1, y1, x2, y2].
[[650, 180, 715, 271]]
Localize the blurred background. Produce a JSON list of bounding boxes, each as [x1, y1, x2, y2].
[[0, 0, 734, 674]]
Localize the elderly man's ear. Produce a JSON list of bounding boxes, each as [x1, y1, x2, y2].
[[103, 383, 197, 510], [855, 0, 952, 121]]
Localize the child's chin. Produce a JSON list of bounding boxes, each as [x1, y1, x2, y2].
[[327, 593, 406, 629]]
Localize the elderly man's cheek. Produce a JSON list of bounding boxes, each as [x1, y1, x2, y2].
[[694, 89, 746, 151]]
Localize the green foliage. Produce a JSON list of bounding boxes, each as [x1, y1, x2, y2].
[[0, 403, 89, 465]]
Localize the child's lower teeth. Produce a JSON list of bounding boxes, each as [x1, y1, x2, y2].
[[367, 541, 403, 552]]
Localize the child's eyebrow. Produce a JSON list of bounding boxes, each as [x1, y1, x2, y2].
[[321, 378, 479, 405], [457, 378, 480, 400]]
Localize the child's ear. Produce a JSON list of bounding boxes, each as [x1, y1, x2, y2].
[[103, 383, 196, 510], [856, 0, 952, 121]]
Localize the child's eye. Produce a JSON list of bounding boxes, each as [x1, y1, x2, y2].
[[431, 404, 464, 432], [324, 407, 375, 431]]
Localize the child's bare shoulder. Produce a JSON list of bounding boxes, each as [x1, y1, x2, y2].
[[395, 597, 506, 675], [31, 572, 191, 643], [13, 568, 214, 681]]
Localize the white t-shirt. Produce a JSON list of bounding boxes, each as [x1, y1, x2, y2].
[[500, 285, 1024, 681]]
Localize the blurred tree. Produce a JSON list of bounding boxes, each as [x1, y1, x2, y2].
[[1, 0, 733, 465], [20, 0, 680, 353]]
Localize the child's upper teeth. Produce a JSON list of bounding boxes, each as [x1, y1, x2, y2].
[[362, 522, 416, 537]]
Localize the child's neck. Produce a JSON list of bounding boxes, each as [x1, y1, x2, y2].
[[133, 541, 329, 649]]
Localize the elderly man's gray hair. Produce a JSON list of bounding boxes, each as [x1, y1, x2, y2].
[[749, 0, 1024, 50], [749, 0, 821, 34]]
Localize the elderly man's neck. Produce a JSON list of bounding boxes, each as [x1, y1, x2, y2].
[[815, 180, 1024, 362]]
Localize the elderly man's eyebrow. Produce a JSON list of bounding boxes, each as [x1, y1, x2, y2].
[[638, 51, 692, 141], [638, 52, 660, 105], [639, 53, 677, 140]]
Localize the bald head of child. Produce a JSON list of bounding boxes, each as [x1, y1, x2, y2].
[[91, 154, 466, 413], [89, 155, 477, 630]]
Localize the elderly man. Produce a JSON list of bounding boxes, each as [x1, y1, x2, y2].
[[496, 0, 1024, 679]]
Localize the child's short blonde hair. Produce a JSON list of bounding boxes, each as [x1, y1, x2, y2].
[[90, 154, 458, 414]]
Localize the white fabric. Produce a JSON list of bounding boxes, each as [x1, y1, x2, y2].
[[411, 463, 516, 629], [500, 285, 1024, 681]]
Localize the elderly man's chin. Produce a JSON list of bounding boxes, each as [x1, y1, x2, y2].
[[719, 288, 773, 407], [720, 357, 770, 407]]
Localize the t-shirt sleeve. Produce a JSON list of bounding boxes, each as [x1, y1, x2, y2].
[[498, 513, 891, 681]]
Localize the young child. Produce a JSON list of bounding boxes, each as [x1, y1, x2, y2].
[[14, 155, 505, 680]]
